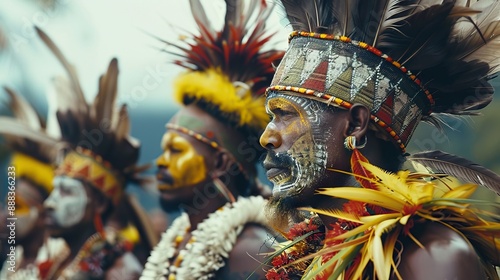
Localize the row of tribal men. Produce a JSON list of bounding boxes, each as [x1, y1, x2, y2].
[[2, 0, 500, 279]]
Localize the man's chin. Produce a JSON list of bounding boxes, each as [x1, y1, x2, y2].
[[45, 225, 68, 238], [265, 193, 306, 232]]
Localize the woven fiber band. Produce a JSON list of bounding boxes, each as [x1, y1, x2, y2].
[[56, 148, 123, 205]]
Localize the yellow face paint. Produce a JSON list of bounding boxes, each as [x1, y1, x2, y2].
[[14, 195, 30, 215], [156, 131, 207, 190], [267, 97, 309, 136]]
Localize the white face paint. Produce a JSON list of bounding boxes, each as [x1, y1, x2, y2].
[[44, 176, 88, 228], [16, 207, 38, 238]]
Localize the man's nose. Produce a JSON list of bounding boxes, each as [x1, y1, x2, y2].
[[156, 152, 169, 168], [260, 123, 282, 150]]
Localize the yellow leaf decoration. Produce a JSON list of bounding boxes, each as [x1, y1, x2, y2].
[[317, 187, 405, 211], [266, 160, 500, 280]]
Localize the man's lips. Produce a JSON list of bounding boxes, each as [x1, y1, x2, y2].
[[266, 167, 288, 179], [263, 161, 290, 179], [44, 214, 57, 227], [156, 170, 174, 190]]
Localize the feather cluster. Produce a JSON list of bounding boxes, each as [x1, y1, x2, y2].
[[0, 87, 59, 163], [278, 0, 500, 118], [292, 159, 500, 279], [161, 0, 284, 134], [409, 150, 500, 195], [35, 27, 144, 181], [0, 87, 60, 192]]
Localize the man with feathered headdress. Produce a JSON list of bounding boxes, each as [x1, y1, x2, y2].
[[140, 0, 284, 279], [19, 28, 158, 279], [259, 0, 500, 279], [0, 88, 67, 280]]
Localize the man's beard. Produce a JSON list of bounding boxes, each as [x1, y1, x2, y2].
[[264, 148, 327, 232], [265, 193, 307, 233]]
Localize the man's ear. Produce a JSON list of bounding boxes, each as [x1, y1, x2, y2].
[[211, 150, 233, 178], [88, 184, 110, 215], [343, 104, 370, 143]]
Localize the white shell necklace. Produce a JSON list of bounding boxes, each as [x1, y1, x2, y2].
[[140, 196, 268, 280]]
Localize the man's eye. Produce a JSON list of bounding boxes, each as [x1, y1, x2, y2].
[[278, 110, 297, 120], [59, 187, 72, 195], [168, 146, 182, 153]]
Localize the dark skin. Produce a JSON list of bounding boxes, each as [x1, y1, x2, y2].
[[0, 179, 47, 269], [15, 180, 47, 269], [156, 105, 275, 279], [260, 94, 485, 280]]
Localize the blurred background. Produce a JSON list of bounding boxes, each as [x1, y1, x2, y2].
[[1, 0, 499, 220]]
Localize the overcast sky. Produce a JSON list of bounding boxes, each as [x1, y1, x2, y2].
[[0, 0, 290, 206], [0, 0, 290, 113]]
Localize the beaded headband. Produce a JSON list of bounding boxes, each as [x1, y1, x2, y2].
[[166, 123, 221, 150], [268, 32, 435, 152], [56, 148, 123, 205]]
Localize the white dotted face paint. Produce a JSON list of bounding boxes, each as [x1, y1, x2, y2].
[[264, 93, 329, 197], [44, 176, 88, 228]]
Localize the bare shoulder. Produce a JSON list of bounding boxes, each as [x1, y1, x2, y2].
[[216, 223, 279, 279], [105, 252, 143, 280], [396, 221, 486, 280]]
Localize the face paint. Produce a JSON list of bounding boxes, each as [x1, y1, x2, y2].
[[156, 131, 207, 190], [14, 194, 31, 215], [262, 92, 329, 197], [16, 207, 38, 238], [44, 176, 88, 228]]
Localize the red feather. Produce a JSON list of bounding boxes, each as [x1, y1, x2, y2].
[[350, 149, 378, 190]]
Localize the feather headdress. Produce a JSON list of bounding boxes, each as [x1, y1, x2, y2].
[[0, 87, 60, 194], [161, 0, 284, 137], [35, 27, 144, 205], [35, 27, 159, 250], [269, 0, 500, 153]]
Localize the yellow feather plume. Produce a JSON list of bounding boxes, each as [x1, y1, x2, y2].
[[10, 152, 54, 194], [173, 68, 269, 132]]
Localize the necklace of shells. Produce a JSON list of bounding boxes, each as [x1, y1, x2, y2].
[[140, 195, 268, 280]]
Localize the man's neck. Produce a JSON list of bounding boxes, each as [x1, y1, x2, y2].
[[62, 224, 98, 259], [182, 189, 235, 231]]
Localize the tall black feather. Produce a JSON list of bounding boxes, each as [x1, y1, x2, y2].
[[279, 0, 340, 33], [276, 0, 500, 120], [409, 150, 500, 195]]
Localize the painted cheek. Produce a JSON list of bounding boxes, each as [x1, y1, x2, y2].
[[52, 184, 88, 228], [170, 146, 207, 189], [14, 196, 30, 215], [284, 118, 307, 143]]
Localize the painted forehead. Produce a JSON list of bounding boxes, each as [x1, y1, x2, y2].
[[169, 110, 229, 149], [266, 91, 330, 119], [53, 176, 85, 191], [161, 131, 190, 149], [170, 111, 208, 132]]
